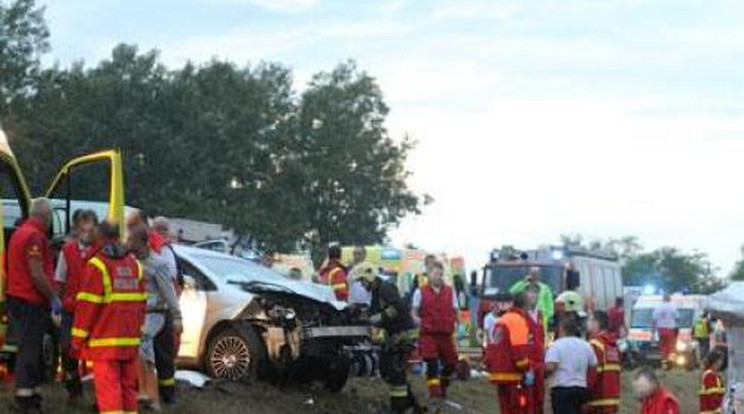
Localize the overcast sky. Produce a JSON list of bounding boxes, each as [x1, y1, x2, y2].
[[43, 0, 744, 275]]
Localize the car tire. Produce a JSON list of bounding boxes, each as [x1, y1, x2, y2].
[[323, 356, 350, 393], [206, 325, 265, 381]]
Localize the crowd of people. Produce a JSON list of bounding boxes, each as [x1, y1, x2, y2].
[[4, 198, 182, 413], [0, 202, 732, 413]]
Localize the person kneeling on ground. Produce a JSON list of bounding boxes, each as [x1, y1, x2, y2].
[[633, 366, 680, 414]]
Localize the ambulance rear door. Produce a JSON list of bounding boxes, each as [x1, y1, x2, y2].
[[44, 150, 125, 240]]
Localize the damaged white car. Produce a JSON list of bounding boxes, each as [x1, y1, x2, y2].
[[174, 245, 373, 391]]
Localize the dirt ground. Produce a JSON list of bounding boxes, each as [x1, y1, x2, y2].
[[0, 368, 702, 414]]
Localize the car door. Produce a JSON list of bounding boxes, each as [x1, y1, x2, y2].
[[44, 149, 125, 240]]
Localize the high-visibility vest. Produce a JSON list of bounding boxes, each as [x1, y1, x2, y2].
[[485, 308, 530, 385], [320, 260, 348, 301], [72, 250, 146, 361], [694, 319, 710, 339], [700, 369, 725, 414], [420, 285, 456, 335], [587, 332, 621, 410]]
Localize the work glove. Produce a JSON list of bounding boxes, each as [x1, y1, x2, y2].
[[369, 313, 383, 326], [51, 297, 62, 327], [523, 370, 536, 387]]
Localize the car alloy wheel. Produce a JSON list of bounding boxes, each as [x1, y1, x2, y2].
[[210, 334, 251, 380]]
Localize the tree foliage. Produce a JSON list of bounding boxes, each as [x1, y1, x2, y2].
[[2, 42, 426, 257], [0, 0, 49, 116], [561, 234, 725, 294]]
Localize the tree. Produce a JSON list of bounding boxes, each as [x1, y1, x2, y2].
[[561, 234, 722, 294], [0, 0, 49, 117], [297, 61, 428, 263], [730, 246, 744, 281]]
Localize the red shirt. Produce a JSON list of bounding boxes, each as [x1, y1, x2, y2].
[[7, 217, 54, 306], [58, 239, 97, 313], [642, 388, 680, 414], [608, 306, 625, 335]]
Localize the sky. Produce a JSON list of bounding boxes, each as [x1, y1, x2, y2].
[[42, 0, 744, 275]]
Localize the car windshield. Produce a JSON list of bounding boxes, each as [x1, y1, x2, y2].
[[486, 264, 562, 294], [195, 255, 286, 284], [631, 308, 695, 328]]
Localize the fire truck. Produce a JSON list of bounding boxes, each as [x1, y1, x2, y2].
[[476, 245, 622, 324]]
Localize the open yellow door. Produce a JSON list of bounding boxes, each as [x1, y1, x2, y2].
[[0, 130, 33, 349], [44, 149, 125, 239]]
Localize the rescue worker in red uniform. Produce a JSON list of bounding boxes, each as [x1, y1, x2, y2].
[[7, 199, 60, 413], [319, 245, 348, 301], [523, 284, 545, 414], [71, 221, 147, 414], [586, 311, 621, 414], [633, 367, 680, 414], [411, 261, 458, 400], [55, 209, 99, 404], [699, 349, 726, 414], [485, 293, 532, 414]]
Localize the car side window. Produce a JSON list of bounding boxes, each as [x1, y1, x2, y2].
[[179, 258, 217, 291]]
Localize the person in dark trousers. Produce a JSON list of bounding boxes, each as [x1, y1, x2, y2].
[[127, 210, 181, 405], [55, 209, 99, 405], [357, 263, 424, 414], [7, 198, 60, 413], [545, 315, 598, 414]]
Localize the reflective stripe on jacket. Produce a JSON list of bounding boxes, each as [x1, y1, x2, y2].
[[72, 250, 146, 361], [485, 308, 530, 385]]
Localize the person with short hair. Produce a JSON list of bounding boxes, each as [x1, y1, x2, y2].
[[412, 261, 458, 401], [545, 316, 597, 414], [55, 209, 99, 404], [319, 245, 348, 301], [699, 349, 726, 414], [633, 366, 680, 414], [652, 294, 679, 370], [126, 210, 181, 404], [348, 246, 372, 305], [486, 292, 532, 414], [586, 311, 621, 414], [523, 284, 546, 414], [7, 198, 59, 412], [128, 226, 183, 411], [510, 267, 554, 330], [71, 221, 147, 414], [483, 293, 513, 346], [608, 297, 625, 337]]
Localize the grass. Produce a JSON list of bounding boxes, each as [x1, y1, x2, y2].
[[0, 368, 702, 413]]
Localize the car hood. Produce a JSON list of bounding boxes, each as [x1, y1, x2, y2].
[[225, 276, 347, 311]]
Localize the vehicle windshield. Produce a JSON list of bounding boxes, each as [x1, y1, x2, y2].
[[486, 264, 562, 294], [195, 255, 286, 284], [631, 308, 695, 328]]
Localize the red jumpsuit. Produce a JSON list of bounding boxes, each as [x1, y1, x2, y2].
[[658, 329, 677, 364], [418, 284, 458, 398], [525, 310, 545, 414], [486, 308, 530, 414], [319, 260, 348, 301], [71, 247, 146, 414], [699, 369, 724, 414], [586, 331, 621, 413], [642, 388, 680, 414]]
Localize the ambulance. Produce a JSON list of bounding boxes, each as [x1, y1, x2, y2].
[[0, 129, 124, 350], [626, 294, 707, 369]]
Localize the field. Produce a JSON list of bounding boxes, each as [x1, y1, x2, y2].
[[0, 369, 701, 414]]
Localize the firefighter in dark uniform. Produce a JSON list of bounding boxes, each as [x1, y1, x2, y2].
[[357, 263, 424, 414]]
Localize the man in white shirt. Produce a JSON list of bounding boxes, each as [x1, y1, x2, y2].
[[347, 246, 372, 305], [545, 316, 598, 414], [651, 294, 679, 369]]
